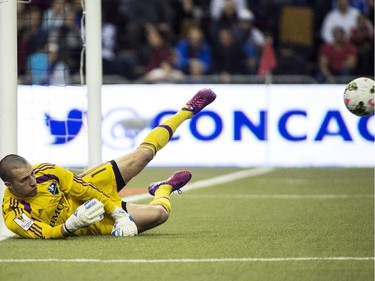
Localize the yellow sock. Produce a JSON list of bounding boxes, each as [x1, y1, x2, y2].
[[149, 184, 173, 212], [139, 110, 193, 156]]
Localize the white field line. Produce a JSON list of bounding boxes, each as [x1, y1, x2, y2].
[[181, 194, 374, 200], [0, 257, 373, 263], [123, 167, 276, 202]]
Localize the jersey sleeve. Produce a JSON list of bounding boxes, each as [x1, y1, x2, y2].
[[3, 201, 64, 239], [55, 165, 118, 214]]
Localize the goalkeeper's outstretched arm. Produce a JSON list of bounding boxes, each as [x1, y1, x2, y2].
[[4, 199, 105, 239]]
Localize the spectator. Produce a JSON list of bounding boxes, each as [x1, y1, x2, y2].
[[332, 0, 369, 15], [117, 0, 174, 51], [211, 28, 247, 79], [170, 0, 206, 39], [317, 27, 358, 83], [26, 42, 71, 86], [18, 6, 47, 75], [234, 9, 264, 50], [67, 0, 84, 27], [349, 13, 374, 75], [48, 44, 71, 85], [210, 0, 243, 36], [175, 24, 212, 75], [320, 0, 361, 43], [349, 12, 374, 48], [41, 0, 66, 33], [140, 25, 175, 75], [210, 0, 247, 20], [17, 3, 28, 34], [233, 9, 265, 74], [51, 8, 82, 75], [102, 22, 136, 80], [274, 44, 308, 75], [26, 43, 49, 85]]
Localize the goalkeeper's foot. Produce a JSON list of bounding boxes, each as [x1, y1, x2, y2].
[[148, 171, 192, 196], [182, 88, 216, 115]]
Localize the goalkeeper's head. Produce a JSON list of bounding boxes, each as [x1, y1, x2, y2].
[[0, 154, 38, 198]]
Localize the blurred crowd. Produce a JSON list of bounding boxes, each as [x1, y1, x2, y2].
[[17, 0, 374, 85]]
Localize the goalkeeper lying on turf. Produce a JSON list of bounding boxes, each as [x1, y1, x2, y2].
[[0, 88, 216, 239]]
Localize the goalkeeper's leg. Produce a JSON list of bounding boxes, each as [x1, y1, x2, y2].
[[125, 170, 192, 233], [113, 88, 216, 187], [126, 203, 169, 233]]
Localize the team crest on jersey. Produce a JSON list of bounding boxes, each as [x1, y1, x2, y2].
[[48, 182, 59, 195]]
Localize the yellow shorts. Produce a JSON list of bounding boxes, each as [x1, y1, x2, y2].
[[78, 160, 125, 201], [76, 160, 126, 236]]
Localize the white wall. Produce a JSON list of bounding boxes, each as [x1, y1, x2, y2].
[[17, 84, 374, 167]]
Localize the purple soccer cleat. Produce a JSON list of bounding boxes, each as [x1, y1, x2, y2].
[[182, 88, 216, 115], [148, 171, 192, 196]]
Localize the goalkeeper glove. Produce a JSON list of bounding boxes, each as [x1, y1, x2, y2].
[[63, 199, 105, 234], [110, 206, 138, 237]]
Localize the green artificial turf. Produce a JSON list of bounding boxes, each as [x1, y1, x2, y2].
[[0, 168, 373, 281]]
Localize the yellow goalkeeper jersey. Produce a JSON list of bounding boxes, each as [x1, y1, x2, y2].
[[2, 162, 122, 239]]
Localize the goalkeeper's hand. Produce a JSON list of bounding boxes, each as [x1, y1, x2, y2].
[[63, 199, 105, 234], [110, 206, 138, 237]]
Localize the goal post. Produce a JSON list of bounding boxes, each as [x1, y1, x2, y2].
[[85, 0, 103, 167], [0, 0, 18, 236]]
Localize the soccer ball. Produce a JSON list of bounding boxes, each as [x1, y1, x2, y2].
[[343, 77, 374, 117]]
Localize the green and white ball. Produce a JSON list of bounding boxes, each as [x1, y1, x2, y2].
[[344, 77, 375, 117]]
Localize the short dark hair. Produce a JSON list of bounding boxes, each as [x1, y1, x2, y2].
[[0, 154, 29, 182]]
